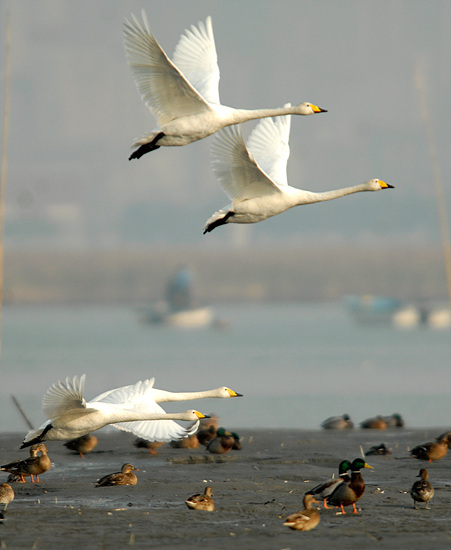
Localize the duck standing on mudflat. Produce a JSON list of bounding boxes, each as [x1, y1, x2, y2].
[[185, 487, 215, 511], [1, 443, 51, 483], [283, 494, 320, 531], [134, 438, 165, 455], [95, 463, 139, 487], [410, 433, 449, 462], [326, 458, 373, 514], [0, 484, 14, 511], [306, 460, 352, 508], [64, 434, 98, 458], [410, 469, 434, 509]]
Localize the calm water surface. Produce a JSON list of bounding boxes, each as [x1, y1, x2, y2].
[[0, 302, 449, 433]]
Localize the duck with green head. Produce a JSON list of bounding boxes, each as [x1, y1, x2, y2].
[[326, 458, 373, 514], [306, 460, 352, 509]]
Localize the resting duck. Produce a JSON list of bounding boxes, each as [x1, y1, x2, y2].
[[410, 469, 434, 509], [283, 494, 320, 531], [326, 458, 373, 514], [1, 443, 51, 483], [185, 487, 215, 511], [360, 416, 387, 430], [365, 443, 392, 456], [410, 433, 449, 462], [64, 434, 98, 458], [206, 428, 234, 454], [0, 484, 14, 511], [384, 413, 404, 428], [321, 414, 354, 430], [170, 434, 199, 449], [197, 425, 217, 446], [95, 463, 139, 487], [231, 432, 241, 450], [306, 460, 352, 508]]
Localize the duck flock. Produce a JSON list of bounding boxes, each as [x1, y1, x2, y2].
[[4, 9, 445, 540]]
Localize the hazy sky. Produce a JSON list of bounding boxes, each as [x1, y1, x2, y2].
[[0, 0, 450, 249]]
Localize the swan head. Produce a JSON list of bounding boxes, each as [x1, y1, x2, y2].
[[215, 387, 243, 398], [366, 179, 395, 191], [186, 410, 210, 420], [295, 102, 328, 115]]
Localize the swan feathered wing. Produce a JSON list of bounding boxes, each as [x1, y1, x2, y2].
[[246, 106, 291, 187], [172, 16, 220, 105], [112, 416, 199, 442], [211, 125, 283, 201], [91, 378, 156, 405], [123, 11, 213, 128], [42, 375, 87, 419]]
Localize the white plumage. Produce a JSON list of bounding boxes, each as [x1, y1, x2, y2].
[[123, 12, 326, 159]]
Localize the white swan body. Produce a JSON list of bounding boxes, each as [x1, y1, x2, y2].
[[203, 109, 394, 233], [123, 12, 326, 159], [90, 378, 242, 442], [21, 375, 209, 447]]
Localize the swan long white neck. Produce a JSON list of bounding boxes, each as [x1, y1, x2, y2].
[[153, 389, 220, 403], [229, 105, 299, 125], [294, 183, 372, 206]]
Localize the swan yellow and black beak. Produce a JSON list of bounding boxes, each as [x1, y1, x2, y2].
[[312, 104, 328, 113], [227, 389, 243, 397], [195, 412, 210, 419], [379, 180, 395, 189]]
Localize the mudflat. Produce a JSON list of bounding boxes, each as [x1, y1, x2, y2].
[[0, 427, 450, 549]]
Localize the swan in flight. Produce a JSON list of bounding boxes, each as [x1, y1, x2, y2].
[[123, 12, 327, 160], [21, 375, 209, 448], [203, 108, 394, 233]]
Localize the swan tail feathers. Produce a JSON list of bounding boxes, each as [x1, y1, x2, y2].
[[203, 210, 234, 234]]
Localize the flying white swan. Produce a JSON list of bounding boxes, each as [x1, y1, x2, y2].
[[21, 375, 209, 448], [203, 108, 394, 233], [90, 377, 242, 441], [123, 12, 327, 159]]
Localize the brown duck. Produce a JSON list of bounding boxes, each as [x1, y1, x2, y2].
[[283, 494, 320, 531], [64, 434, 98, 458], [410, 469, 434, 509], [0, 484, 14, 511], [206, 428, 234, 455], [134, 438, 165, 455], [95, 463, 139, 487], [1, 443, 51, 483], [410, 433, 449, 462], [326, 458, 373, 514], [360, 416, 387, 430], [185, 487, 214, 511], [170, 434, 199, 449]]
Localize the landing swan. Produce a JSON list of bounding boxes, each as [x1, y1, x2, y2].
[[203, 108, 394, 233], [90, 377, 242, 442], [123, 12, 327, 159], [21, 375, 209, 448]]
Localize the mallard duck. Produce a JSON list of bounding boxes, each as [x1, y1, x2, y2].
[[134, 438, 165, 455], [231, 432, 241, 450], [170, 434, 199, 449], [321, 414, 354, 430], [95, 463, 139, 487], [365, 443, 392, 456], [410, 433, 449, 462], [0, 484, 14, 511], [1, 443, 51, 483], [206, 428, 234, 454], [360, 416, 387, 430], [306, 460, 352, 508], [197, 425, 217, 446], [283, 494, 320, 531], [185, 487, 214, 511], [326, 458, 373, 514], [384, 413, 404, 428], [64, 434, 98, 458], [410, 469, 434, 509]]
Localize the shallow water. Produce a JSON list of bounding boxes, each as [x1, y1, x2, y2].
[[0, 302, 449, 433]]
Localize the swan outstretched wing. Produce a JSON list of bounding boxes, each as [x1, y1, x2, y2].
[[211, 125, 282, 201], [246, 106, 291, 187], [112, 415, 199, 442], [42, 375, 87, 419], [91, 378, 156, 406], [123, 11, 212, 127], [172, 16, 220, 105]]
